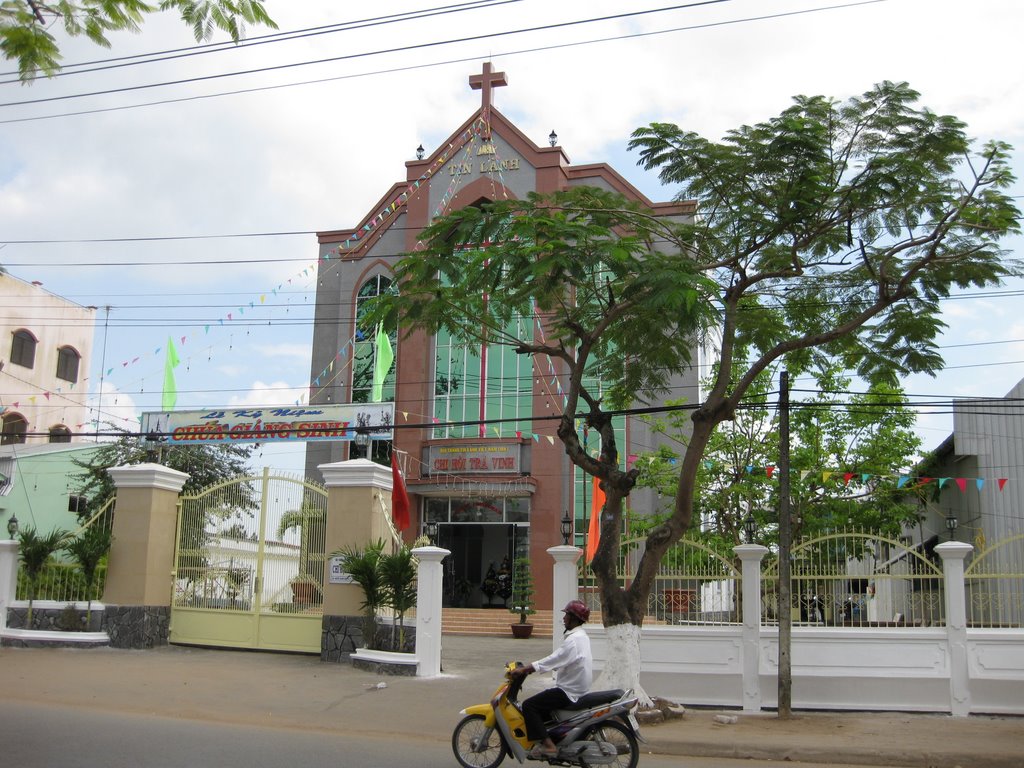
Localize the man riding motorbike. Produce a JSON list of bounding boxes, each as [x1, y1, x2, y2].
[[509, 600, 592, 759]]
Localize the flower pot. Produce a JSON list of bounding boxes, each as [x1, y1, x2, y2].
[[510, 623, 534, 639]]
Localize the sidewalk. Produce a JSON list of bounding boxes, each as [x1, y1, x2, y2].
[[0, 636, 1020, 767]]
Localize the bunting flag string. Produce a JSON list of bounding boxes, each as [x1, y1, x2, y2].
[[688, 457, 1007, 491]]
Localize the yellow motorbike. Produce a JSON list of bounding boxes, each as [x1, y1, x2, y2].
[[452, 662, 641, 768]]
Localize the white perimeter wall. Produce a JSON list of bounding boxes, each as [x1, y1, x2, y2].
[[589, 624, 1024, 715]]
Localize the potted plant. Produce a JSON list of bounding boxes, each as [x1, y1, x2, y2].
[[288, 572, 322, 605], [509, 556, 535, 638]]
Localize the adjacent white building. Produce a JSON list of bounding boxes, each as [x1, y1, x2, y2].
[[1, 270, 96, 446]]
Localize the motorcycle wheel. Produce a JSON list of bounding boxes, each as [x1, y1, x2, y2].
[[587, 719, 639, 768], [452, 714, 507, 768]]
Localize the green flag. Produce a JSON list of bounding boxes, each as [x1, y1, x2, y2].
[[371, 325, 393, 403], [162, 337, 180, 410]]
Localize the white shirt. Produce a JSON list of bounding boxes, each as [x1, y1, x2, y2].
[[532, 625, 592, 702]]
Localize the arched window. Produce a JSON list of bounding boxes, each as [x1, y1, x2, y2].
[[56, 346, 81, 383], [10, 329, 36, 369], [1, 412, 28, 445], [49, 425, 72, 443], [352, 274, 396, 405]]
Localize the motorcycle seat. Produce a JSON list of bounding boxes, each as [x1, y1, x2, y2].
[[563, 689, 625, 710]]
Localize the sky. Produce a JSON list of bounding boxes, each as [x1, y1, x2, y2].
[[0, 0, 1022, 475]]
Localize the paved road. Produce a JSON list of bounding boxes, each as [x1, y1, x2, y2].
[[0, 699, 882, 768]]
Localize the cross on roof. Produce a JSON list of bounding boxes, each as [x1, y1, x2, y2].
[[469, 62, 507, 112]]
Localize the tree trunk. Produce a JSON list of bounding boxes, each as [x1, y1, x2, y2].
[[593, 623, 653, 707]]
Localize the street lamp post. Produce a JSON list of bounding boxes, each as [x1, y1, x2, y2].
[[743, 513, 757, 544], [560, 510, 572, 545]]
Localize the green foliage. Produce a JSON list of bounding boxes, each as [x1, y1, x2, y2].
[[629, 81, 1020, 391], [63, 524, 113, 613], [72, 430, 254, 519], [0, 0, 277, 81], [16, 525, 71, 627], [335, 540, 386, 649], [509, 557, 535, 624], [369, 185, 717, 413], [335, 541, 419, 650], [379, 546, 417, 648], [640, 359, 924, 551]]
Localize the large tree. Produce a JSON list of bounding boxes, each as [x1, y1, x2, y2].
[[1, 0, 276, 81], [370, 81, 1020, 702]]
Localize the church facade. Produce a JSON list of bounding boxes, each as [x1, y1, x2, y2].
[[305, 64, 700, 610]]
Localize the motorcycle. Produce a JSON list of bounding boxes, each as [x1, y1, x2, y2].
[[452, 661, 642, 768]]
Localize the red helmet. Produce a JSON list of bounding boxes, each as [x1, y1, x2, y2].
[[563, 600, 590, 623]]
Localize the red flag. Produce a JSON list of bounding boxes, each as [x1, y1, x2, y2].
[[586, 477, 606, 564], [391, 451, 410, 531]]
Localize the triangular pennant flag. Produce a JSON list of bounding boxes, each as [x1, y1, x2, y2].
[[897, 475, 909, 489], [955, 478, 967, 492], [843, 472, 854, 486], [998, 478, 1008, 491], [766, 465, 775, 478], [938, 478, 949, 489], [976, 478, 984, 491], [822, 471, 834, 482], [800, 470, 810, 481]]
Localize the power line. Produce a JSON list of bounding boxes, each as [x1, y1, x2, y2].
[[0, 1, 743, 108], [0, 0, 884, 123], [0, 0, 522, 82]]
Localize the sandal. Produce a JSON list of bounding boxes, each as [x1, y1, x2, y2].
[[529, 745, 558, 759]]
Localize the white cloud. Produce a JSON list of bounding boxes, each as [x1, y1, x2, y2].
[[228, 380, 307, 409]]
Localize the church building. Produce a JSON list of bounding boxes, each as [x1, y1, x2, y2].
[[305, 63, 700, 611]]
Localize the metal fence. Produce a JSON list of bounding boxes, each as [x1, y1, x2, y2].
[[14, 498, 115, 605], [965, 532, 1024, 628], [589, 528, 1005, 629], [764, 530, 946, 627], [580, 535, 742, 625]]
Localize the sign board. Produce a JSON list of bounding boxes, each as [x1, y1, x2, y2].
[[426, 442, 520, 474], [329, 556, 355, 585], [140, 403, 394, 445]]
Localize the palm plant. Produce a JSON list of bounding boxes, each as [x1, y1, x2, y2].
[[63, 525, 113, 625], [335, 539, 386, 649], [17, 526, 70, 629], [380, 546, 417, 650]]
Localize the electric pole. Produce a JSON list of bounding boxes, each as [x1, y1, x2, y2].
[[778, 370, 792, 717]]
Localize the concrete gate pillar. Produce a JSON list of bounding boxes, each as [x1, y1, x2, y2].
[[103, 462, 190, 648], [734, 543, 769, 712], [412, 545, 450, 677], [548, 545, 582, 653], [936, 541, 974, 716], [0, 540, 19, 631], [319, 458, 395, 662]]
